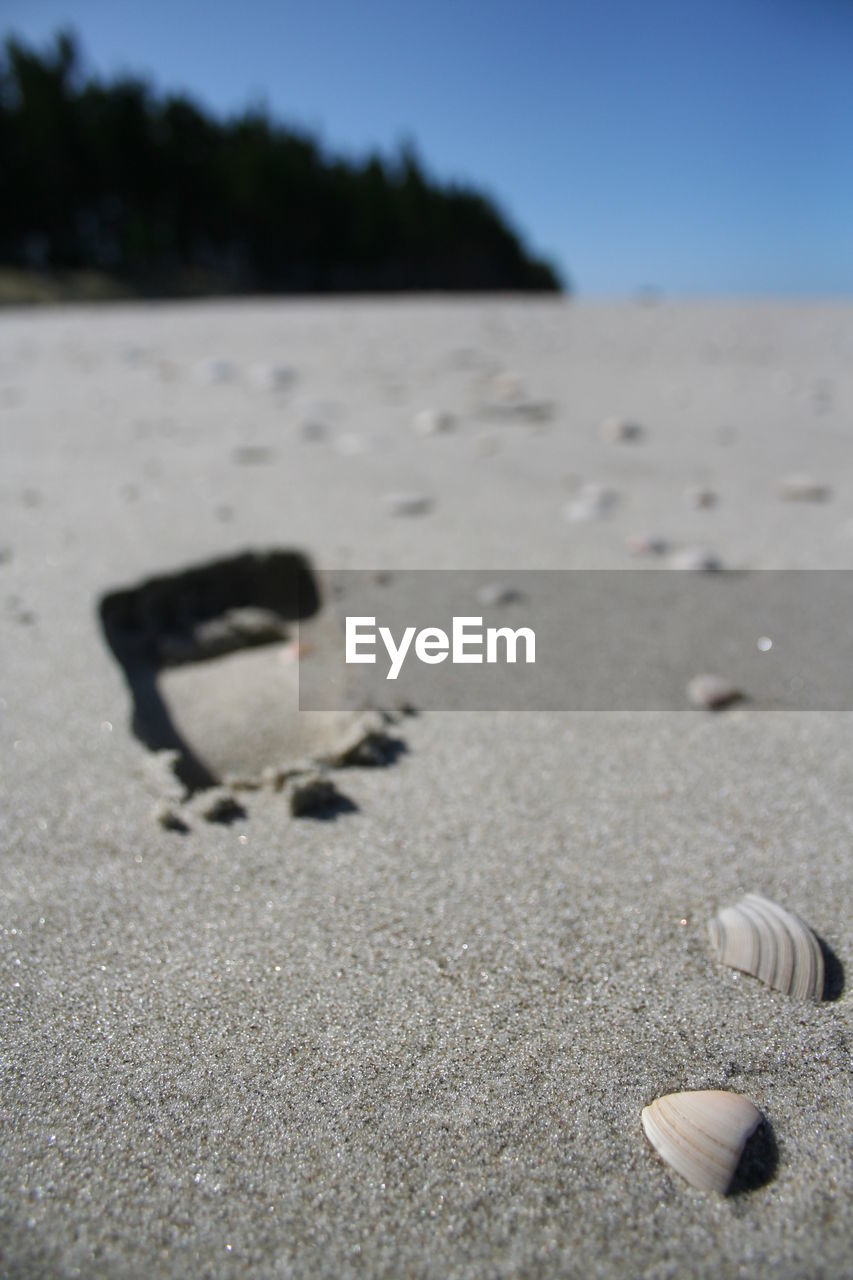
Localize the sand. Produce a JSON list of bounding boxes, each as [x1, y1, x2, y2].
[[1, 297, 852, 1278]]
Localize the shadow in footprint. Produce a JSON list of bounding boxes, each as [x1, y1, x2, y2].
[[300, 793, 359, 822], [347, 734, 408, 768], [817, 934, 845, 1002], [729, 1119, 779, 1196], [99, 549, 320, 794], [201, 796, 248, 826]]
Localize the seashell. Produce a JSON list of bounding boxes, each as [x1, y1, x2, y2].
[[668, 545, 722, 571], [687, 674, 742, 710], [709, 892, 824, 1000], [684, 485, 717, 509], [249, 362, 295, 392], [642, 1090, 763, 1193], [600, 415, 643, 443], [382, 492, 433, 517], [626, 533, 669, 557], [478, 373, 553, 422], [476, 582, 521, 607], [413, 408, 456, 436], [778, 473, 831, 502], [490, 370, 525, 403], [564, 483, 618, 523], [196, 357, 238, 385]]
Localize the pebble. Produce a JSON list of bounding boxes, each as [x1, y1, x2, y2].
[[778, 473, 831, 502], [600, 416, 644, 443], [383, 492, 433, 517], [687, 673, 743, 710]]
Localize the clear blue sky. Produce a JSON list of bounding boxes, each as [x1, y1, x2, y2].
[[4, 0, 852, 295]]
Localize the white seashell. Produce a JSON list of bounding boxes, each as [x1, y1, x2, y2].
[[668, 545, 722, 571], [600, 415, 643, 443], [642, 1090, 763, 1193], [564, 483, 618, 523], [778, 473, 831, 502], [709, 892, 824, 1000], [687, 674, 742, 710], [413, 408, 455, 436], [382, 492, 433, 517]]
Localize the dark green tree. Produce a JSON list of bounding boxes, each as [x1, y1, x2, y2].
[[0, 31, 565, 295]]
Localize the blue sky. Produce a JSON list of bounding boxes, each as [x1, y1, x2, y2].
[[3, 0, 852, 295]]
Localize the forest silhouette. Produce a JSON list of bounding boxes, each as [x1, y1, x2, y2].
[[0, 32, 564, 298]]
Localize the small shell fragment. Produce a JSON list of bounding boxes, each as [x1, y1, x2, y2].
[[196, 358, 238, 385], [668, 546, 722, 572], [642, 1090, 763, 1193], [709, 892, 825, 1000], [382, 492, 433, 517], [564, 483, 618, 523], [600, 415, 643, 443], [684, 485, 717, 509], [413, 408, 455, 436], [687, 674, 742, 710], [626, 533, 669, 557], [249, 362, 295, 392], [778, 473, 831, 502], [475, 582, 521, 607]]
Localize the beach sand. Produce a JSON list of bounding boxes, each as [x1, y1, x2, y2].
[[1, 298, 851, 1278]]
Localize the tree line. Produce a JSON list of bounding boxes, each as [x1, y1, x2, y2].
[[0, 32, 564, 296]]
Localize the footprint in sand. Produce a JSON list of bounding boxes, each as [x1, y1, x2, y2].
[[99, 549, 404, 821]]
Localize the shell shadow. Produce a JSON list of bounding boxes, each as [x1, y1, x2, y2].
[[729, 1118, 778, 1195], [817, 933, 845, 1002]]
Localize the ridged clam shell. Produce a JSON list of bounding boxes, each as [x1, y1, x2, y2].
[[642, 1090, 763, 1193], [709, 892, 824, 1000]]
